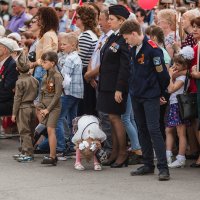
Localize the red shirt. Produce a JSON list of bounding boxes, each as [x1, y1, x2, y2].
[[188, 45, 198, 93]]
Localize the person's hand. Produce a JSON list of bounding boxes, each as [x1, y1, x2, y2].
[[191, 65, 198, 78], [168, 67, 178, 78], [90, 79, 97, 88], [40, 109, 49, 118], [172, 41, 180, 53], [11, 115, 16, 123], [84, 71, 91, 82], [160, 96, 167, 105], [114, 91, 123, 103]]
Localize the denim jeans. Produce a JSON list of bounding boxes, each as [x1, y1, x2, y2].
[[56, 95, 80, 152], [121, 94, 141, 151], [131, 96, 168, 170]]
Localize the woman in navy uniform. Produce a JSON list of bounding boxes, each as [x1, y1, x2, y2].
[[97, 5, 130, 168]]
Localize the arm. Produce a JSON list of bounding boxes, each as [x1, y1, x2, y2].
[[47, 74, 63, 112], [167, 68, 185, 93], [12, 81, 24, 117], [152, 48, 170, 94]]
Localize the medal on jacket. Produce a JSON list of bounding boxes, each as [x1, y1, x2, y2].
[[46, 79, 55, 93], [138, 54, 145, 64], [0, 66, 5, 82], [109, 42, 120, 53]]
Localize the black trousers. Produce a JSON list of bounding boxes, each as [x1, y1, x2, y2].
[[131, 96, 168, 170], [0, 100, 13, 116]]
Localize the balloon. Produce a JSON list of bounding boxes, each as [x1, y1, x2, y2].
[[138, 0, 159, 10]]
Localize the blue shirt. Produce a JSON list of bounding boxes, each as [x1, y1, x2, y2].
[[129, 36, 170, 98]]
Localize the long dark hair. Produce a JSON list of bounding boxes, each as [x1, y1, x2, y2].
[[36, 7, 59, 38]]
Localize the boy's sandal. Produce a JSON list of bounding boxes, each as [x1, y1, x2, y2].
[[190, 163, 200, 168], [94, 163, 102, 171], [41, 156, 57, 166], [74, 163, 85, 171]]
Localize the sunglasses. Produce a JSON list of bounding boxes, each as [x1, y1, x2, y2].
[[55, 8, 62, 12], [27, 6, 36, 10]]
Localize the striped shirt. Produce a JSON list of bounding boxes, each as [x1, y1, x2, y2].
[[78, 30, 98, 68]]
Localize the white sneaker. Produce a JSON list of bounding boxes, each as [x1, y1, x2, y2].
[[167, 155, 172, 165], [168, 159, 185, 168], [94, 163, 102, 171], [74, 163, 85, 171]]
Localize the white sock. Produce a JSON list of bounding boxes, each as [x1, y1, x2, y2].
[[176, 154, 186, 161], [166, 150, 173, 157]]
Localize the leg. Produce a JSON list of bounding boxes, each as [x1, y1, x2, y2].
[[74, 148, 85, 170], [165, 127, 175, 152], [47, 127, 57, 159], [131, 97, 154, 168], [109, 114, 127, 164], [176, 124, 187, 156], [143, 98, 168, 170], [122, 94, 141, 151]]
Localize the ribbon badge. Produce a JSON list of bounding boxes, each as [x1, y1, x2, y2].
[[0, 66, 5, 82], [138, 54, 145, 64], [109, 42, 120, 53]]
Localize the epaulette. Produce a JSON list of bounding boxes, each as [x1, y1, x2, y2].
[[148, 40, 158, 48]]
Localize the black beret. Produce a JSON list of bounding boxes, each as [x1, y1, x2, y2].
[[109, 5, 130, 19]]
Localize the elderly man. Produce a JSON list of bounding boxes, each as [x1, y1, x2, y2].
[[0, 38, 18, 116], [54, 2, 69, 32], [7, 0, 29, 33], [27, 0, 40, 16]]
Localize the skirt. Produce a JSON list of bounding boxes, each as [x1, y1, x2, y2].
[[165, 103, 189, 128], [96, 91, 127, 115]]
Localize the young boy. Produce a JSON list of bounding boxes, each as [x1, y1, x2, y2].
[[12, 52, 39, 162], [56, 32, 84, 159]]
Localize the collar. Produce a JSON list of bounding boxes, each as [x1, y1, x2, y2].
[[114, 29, 119, 35], [60, 14, 68, 22], [0, 56, 10, 69], [18, 73, 30, 79], [105, 30, 114, 38]]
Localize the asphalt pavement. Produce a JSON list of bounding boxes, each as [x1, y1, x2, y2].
[[0, 138, 199, 200]]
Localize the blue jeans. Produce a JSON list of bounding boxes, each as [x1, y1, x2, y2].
[[121, 94, 141, 151], [56, 95, 80, 152], [131, 96, 168, 170]]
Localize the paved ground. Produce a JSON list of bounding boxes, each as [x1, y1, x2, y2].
[[0, 138, 199, 200]]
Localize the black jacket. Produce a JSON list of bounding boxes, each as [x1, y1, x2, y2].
[[0, 56, 18, 103], [98, 33, 130, 93]]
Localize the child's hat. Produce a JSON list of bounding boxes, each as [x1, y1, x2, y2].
[[17, 52, 30, 72]]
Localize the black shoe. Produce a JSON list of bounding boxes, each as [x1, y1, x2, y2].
[[185, 153, 199, 160], [130, 165, 154, 176], [41, 156, 58, 166], [34, 148, 50, 154], [158, 169, 170, 181], [190, 163, 200, 168], [128, 154, 143, 165], [102, 159, 116, 166], [110, 157, 129, 168]]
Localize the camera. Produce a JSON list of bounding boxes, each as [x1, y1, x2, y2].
[[28, 51, 36, 62]]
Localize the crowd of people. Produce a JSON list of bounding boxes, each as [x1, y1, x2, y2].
[[0, 0, 200, 182]]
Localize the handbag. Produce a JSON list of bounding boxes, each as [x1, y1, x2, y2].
[[176, 69, 198, 120]]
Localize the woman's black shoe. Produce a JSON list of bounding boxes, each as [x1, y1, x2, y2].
[[41, 156, 57, 166], [110, 157, 129, 168], [102, 159, 116, 166]]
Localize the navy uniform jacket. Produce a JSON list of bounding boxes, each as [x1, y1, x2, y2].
[[0, 56, 18, 103], [129, 36, 170, 98], [98, 33, 130, 93]]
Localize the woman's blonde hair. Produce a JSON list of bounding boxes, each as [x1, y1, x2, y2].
[[157, 9, 176, 31]]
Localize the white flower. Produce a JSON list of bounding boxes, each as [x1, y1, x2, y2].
[[179, 46, 194, 60]]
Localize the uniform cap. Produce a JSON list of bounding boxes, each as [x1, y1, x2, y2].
[[12, 40, 23, 52], [17, 52, 30, 72], [109, 5, 130, 19], [0, 0, 9, 4]]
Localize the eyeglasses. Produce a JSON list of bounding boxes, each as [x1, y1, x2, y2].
[[27, 6, 36, 10], [30, 19, 38, 24]]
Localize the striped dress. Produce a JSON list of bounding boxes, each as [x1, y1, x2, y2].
[[78, 30, 98, 115]]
